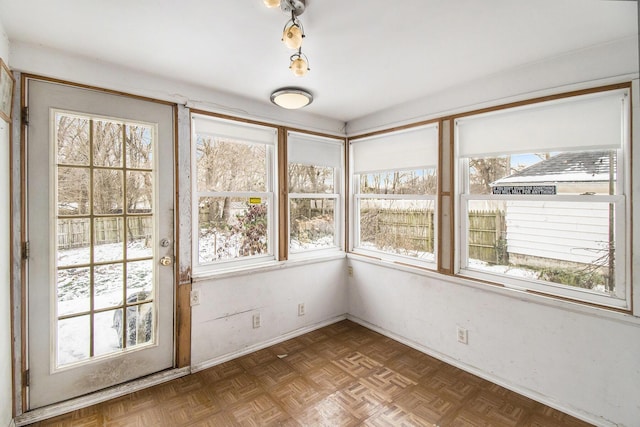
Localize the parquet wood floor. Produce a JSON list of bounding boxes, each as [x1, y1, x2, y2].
[[28, 320, 593, 426]]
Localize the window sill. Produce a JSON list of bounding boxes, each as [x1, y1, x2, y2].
[[192, 252, 347, 282], [347, 251, 439, 281], [349, 248, 437, 272], [459, 267, 630, 312]]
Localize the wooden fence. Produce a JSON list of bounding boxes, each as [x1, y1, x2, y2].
[[361, 208, 506, 263], [361, 208, 435, 253], [468, 210, 506, 264], [57, 217, 151, 249]]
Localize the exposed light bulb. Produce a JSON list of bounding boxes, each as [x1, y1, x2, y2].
[[290, 56, 309, 77], [282, 23, 303, 50], [263, 0, 281, 8]]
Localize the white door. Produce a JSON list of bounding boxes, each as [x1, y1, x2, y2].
[[26, 80, 175, 409]]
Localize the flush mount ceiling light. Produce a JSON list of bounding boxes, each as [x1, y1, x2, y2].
[[270, 88, 313, 109], [264, 0, 311, 77]]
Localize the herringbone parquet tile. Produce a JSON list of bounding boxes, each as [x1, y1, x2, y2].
[[28, 320, 594, 426]]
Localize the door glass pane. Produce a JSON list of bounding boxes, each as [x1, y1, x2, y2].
[[93, 169, 123, 215], [94, 263, 124, 310], [94, 309, 122, 357], [126, 171, 153, 213], [57, 267, 90, 316], [56, 113, 89, 166], [126, 125, 154, 169], [127, 217, 153, 258], [93, 120, 123, 167], [126, 302, 153, 348], [57, 167, 90, 215], [127, 259, 153, 300], [54, 111, 157, 368], [57, 315, 90, 366], [94, 217, 124, 262], [57, 218, 90, 266]]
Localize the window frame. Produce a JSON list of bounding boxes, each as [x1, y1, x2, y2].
[[287, 132, 345, 258], [349, 123, 439, 269], [453, 87, 631, 310], [191, 113, 279, 275]]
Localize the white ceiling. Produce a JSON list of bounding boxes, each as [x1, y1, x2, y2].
[[0, 0, 637, 123]]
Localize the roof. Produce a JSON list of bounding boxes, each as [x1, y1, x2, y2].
[[492, 151, 616, 185]]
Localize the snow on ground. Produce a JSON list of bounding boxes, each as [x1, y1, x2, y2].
[[289, 235, 335, 251], [468, 258, 539, 279], [358, 241, 436, 262], [56, 240, 153, 366], [198, 232, 338, 261]]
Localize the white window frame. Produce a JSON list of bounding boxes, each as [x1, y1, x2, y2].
[[287, 132, 345, 258], [350, 123, 439, 268], [191, 114, 279, 274], [454, 88, 631, 310]]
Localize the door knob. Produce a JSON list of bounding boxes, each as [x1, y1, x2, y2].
[[160, 256, 172, 266]]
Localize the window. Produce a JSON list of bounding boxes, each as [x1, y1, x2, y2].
[[288, 132, 344, 254], [192, 114, 278, 272], [351, 124, 439, 266], [455, 88, 630, 309]]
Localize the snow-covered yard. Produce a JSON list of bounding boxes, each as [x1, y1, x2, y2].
[[56, 240, 153, 366]]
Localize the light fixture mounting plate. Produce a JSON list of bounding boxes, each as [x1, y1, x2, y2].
[[281, 0, 306, 16]]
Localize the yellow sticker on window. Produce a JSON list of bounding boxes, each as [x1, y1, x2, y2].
[[249, 197, 262, 204]]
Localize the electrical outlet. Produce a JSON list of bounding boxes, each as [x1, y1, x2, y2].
[[253, 313, 261, 329], [457, 326, 468, 344], [298, 303, 305, 316], [190, 289, 200, 306], [347, 265, 353, 276]]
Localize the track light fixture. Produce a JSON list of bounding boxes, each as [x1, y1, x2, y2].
[[264, 0, 310, 77], [289, 49, 310, 77], [282, 14, 304, 50], [263, 0, 280, 8]]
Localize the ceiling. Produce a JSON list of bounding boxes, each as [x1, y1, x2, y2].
[[0, 0, 637, 123]]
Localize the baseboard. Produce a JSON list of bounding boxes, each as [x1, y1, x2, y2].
[[14, 367, 190, 426], [191, 314, 348, 373], [347, 315, 614, 427]]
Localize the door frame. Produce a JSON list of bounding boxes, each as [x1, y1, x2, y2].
[[12, 74, 191, 418]]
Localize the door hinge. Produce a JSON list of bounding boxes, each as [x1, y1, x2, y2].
[[22, 241, 30, 259], [23, 369, 29, 387], [21, 106, 29, 127]]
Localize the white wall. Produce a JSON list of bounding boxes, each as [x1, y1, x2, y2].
[[190, 258, 348, 370], [347, 36, 638, 135], [0, 18, 13, 427], [348, 259, 640, 426]]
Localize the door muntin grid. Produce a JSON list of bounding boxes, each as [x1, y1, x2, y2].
[[53, 110, 158, 369]]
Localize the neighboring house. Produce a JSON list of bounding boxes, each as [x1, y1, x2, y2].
[[490, 151, 615, 268], [493, 151, 616, 195]]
